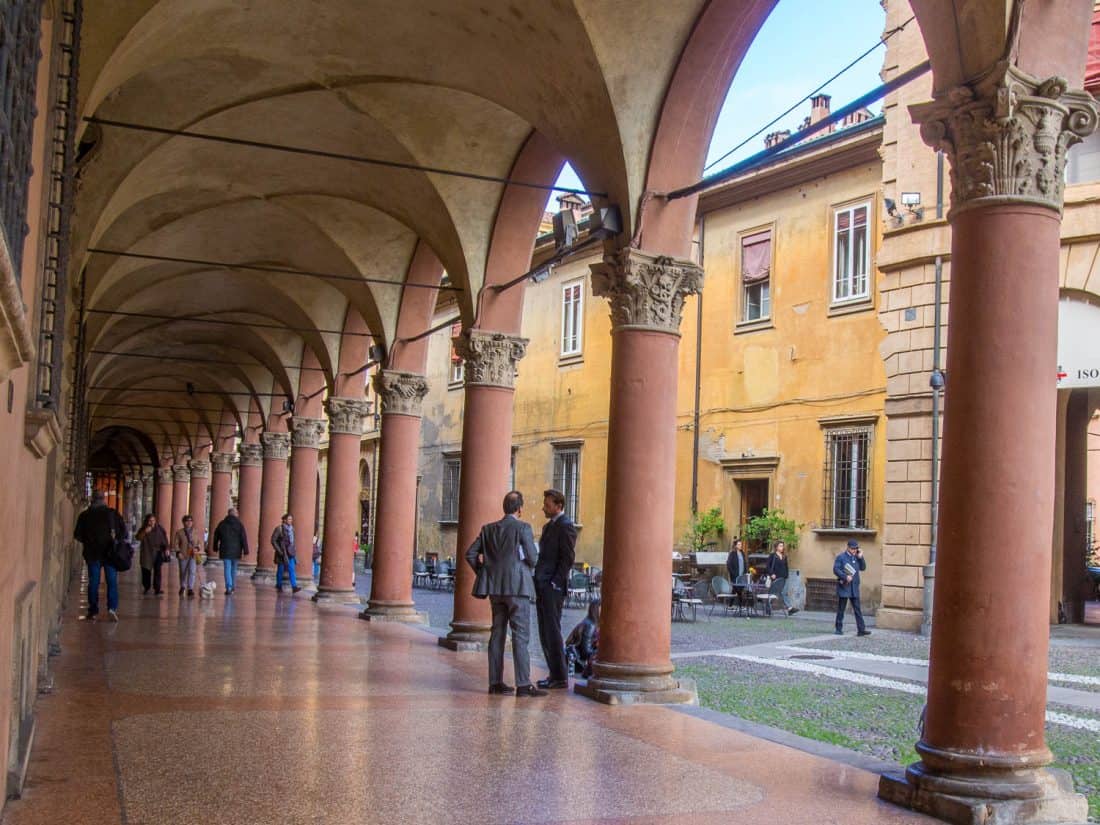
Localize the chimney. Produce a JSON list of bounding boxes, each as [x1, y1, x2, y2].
[[764, 129, 791, 149], [810, 93, 831, 124]]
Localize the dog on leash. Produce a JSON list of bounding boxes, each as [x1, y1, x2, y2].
[[200, 581, 218, 599]]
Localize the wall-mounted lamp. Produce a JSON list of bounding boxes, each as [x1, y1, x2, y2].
[[901, 191, 924, 221]]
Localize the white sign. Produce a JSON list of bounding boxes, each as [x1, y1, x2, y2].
[[1057, 297, 1100, 389]]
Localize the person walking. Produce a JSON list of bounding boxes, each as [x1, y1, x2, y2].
[[272, 513, 301, 593], [312, 535, 321, 582], [136, 513, 169, 596], [534, 488, 576, 689], [173, 514, 201, 597], [212, 507, 249, 594], [833, 539, 870, 636], [464, 491, 545, 697], [73, 491, 127, 621]]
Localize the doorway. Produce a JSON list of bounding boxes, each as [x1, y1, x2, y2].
[[736, 478, 769, 549]]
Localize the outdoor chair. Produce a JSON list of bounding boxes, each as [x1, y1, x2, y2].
[[733, 574, 754, 616], [432, 561, 455, 591], [709, 575, 736, 617], [412, 560, 430, 589], [566, 572, 590, 608], [672, 576, 702, 622], [755, 577, 788, 617]]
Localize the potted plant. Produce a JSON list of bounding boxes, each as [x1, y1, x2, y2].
[[683, 506, 726, 554]]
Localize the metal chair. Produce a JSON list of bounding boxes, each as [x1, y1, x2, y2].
[[733, 574, 754, 616], [672, 576, 702, 622], [755, 576, 788, 617], [709, 575, 736, 617], [412, 559, 430, 588], [566, 571, 590, 608]]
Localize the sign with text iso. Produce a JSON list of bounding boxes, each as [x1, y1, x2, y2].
[[1057, 297, 1100, 389]]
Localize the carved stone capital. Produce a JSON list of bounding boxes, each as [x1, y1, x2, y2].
[[911, 61, 1100, 216], [188, 459, 211, 479], [325, 397, 372, 435], [455, 330, 528, 389], [171, 464, 190, 483], [590, 247, 703, 334], [238, 443, 264, 467], [260, 431, 291, 461], [156, 467, 174, 484], [210, 452, 235, 474], [372, 370, 429, 416], [290, 416, 326, 449]]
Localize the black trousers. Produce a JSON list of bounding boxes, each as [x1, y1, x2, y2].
[[836, 596, 866, 633], [535, 581, 568, 681], [141, 563, 163, 593]]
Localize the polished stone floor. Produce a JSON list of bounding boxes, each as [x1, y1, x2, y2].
[[4, 566, 940, 825]]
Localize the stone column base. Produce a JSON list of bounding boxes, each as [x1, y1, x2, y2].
[[359, 604, 428, 624], [251, 567, 276, 582], [310, 588, 363, 607], [237, 561, 256, 573], [574, 661, 698, 706], [204, 554, 220, 567], [879, 765, 1089, 825], [438, 623, 490, 651]]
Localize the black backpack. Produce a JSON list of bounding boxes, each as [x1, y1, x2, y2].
[[105, 521, 134, 572]]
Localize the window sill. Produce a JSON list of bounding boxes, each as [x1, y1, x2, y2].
[[827, 297, 874, 318], [812, 527, 877, 538], [438, 520, 459, 527], [734, 318, 774, 335], [447, 381, 463, 391], [558, 353, 584, 368]]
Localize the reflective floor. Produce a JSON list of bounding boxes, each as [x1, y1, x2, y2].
[[4, 566, 939, 825]]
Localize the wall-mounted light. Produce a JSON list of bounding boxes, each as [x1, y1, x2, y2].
[[901, 191, 924, 221]]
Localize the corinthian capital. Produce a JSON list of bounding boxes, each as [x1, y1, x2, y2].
[[156, 467, 174, 484], [211, 452, 235, 474], [911, 61, 1100, 216], [171, 464, 190, 483], [188, 459, 211, 479], [238, 442, 264, 467], [590, 247, 703, 334], [325, 396, 372, 435], [290, 416, 326, 449], [260, 431, 291, 461], [372, 370, 429, 416], [455, 330, 528, 389]]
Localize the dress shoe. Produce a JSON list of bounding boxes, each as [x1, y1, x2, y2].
[[187, 589, 194, 598], [857, 630, 872, 636], [292, 586, 302, 593], [178, 587, 184, 596], [515, 685, 548, 697], [487, 683, 515, 695], [536, 679, 569, 690]]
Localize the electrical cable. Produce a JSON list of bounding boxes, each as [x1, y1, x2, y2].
[[85, 308, 374, 338]]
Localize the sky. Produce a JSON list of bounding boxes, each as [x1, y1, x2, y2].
[[552, 0, 887, 198]]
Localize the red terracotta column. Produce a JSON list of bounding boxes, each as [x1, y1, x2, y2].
[[313, 397, 371, 605], [155, 467, 173, 532], [170, 463, 190, 534], [187, 456, 211, 554], [236, 442, 263, 571], [362, 370, 429, 623], [440, 331, 527, 650], [288, 417, 325, 588], [879, 67, 1097, 824], [573, 249, 701, 703], [206, 452, 235, 560], [253, 431, 290, 582]]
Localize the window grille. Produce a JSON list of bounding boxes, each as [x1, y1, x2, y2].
[[441, 457, 460, 522], [833, 203, 870, 303], [552, 447, 580, 522], [821, 426, 871, 529], [740, 230, 771, 322], [0, 0, 44, 281], [561, 280, 583, 356]]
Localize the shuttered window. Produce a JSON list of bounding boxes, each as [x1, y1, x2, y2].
[[741, 230, 771, 322], [561, 280, 583, 357]]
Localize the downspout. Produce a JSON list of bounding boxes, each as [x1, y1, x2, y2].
[[690, 218, 705, 516], [920, 150, 946, 637]]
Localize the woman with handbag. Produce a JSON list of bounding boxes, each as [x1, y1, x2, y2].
[[137, 513, 169, 595]]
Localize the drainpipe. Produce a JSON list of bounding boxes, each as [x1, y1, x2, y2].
[[920, 152, 947, 637], [690, 218, 705, 516]]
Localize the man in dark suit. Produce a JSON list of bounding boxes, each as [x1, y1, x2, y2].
[[534, 488, 577, 689], [465, 491, 546, 697], [833, 539, 870, 636]]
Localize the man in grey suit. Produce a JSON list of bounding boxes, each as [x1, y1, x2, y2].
[[465, 491, 547, 697]]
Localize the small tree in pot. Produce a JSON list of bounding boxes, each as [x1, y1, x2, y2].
[[683, 506, 726, 553]]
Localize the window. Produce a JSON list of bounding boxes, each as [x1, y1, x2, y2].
[[441, 456, 460, 523], [509, 447, 517, 492], [448, 323, 464, 386], [821, 425, 872, 529], [1087, 499, 1096, 559], [1067, 130, 1100, 185], [552, 446, 581, 522], [833, 203, 870, 303], [740, 230, 771, 323], [561, 279, 583, 357]]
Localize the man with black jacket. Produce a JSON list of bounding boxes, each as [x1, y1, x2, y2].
[[534, 488, 577, 689], [73, 491, 127, 621], [212, 507, 249, 595]]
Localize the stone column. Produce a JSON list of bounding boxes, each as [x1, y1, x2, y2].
[[170, 464, 190, 534], [187, 458, 211, 556], [313, 397, 371, 605], [288, 417, 325, 588], [253, 432, 291, 582], [879, 66, 1098, 824], [142, 473, 155, 520], [155, 467, 173, 531], [206, 452, 235, 561], [572, 248, 701, 704], [362, 370, 430, 623], [440, 330, 527, 650], [236, 443, 263, 571]]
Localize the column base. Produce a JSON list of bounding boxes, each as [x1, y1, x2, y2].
[[438, 622, 490, 651], [573, 661, 698, 706], [879, 764, 1089, 825], [310, 588, 364, 607], [251, 567, 275, 582], [237, 561, 256, 572], [359, 604, 428, 624], [203, 553, 220, 567]]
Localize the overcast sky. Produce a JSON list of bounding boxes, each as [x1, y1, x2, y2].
[[552, 0, 887, 198]]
